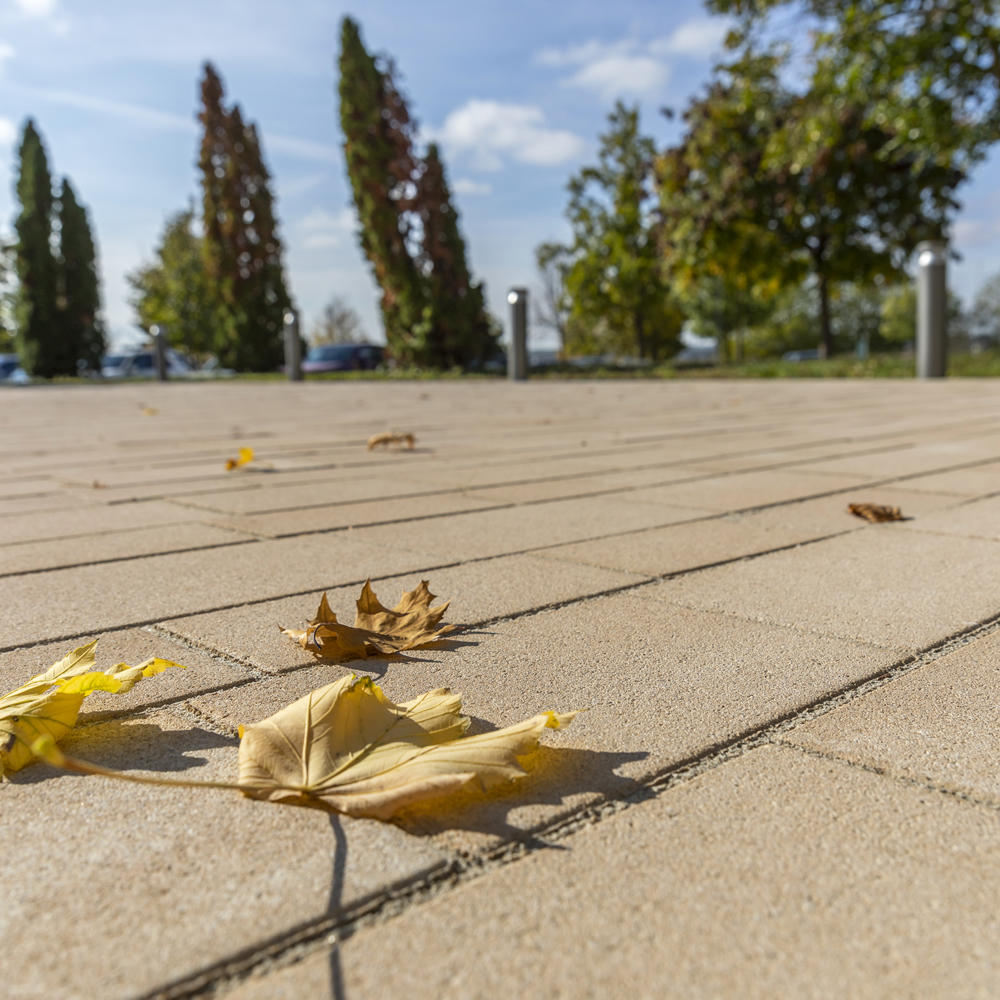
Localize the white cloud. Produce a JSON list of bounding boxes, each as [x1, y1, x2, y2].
[[0, 42, 15, 66], [13, 0, 56, 16], [650, 18, 731, 58], [296, 207, 355, 250], [452, 178, 492, 196], [537, 18, 730, 100], [0, 116, 16, 147], [433, 100, 584, 170]]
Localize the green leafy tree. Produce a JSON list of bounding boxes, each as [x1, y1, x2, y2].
[[660, 49, 963, 356], [337, 18, 497, 368], [13, 120, 63, 377], [557, 102, 682, 361], [970, 271, 1000, 347], [57, 179, 106, 372], [198, 63, 291, 372], [710, 0, 1000, 176], [0, 239, 16, 352], [127, 207, 217, 356]]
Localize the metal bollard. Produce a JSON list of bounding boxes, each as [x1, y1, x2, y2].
[[507, 288, 527, 381], [916, 240, 947, 378], [283, 309, 303, 381], [151, 325, 168, 382]]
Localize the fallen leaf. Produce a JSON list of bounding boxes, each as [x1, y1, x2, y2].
[[91, 479, 106, 489], [281, 579, 456, 661], [848, 502, 904, 523], [367, 431, 415, 451], [31, 676, 575, 819], [140, 406, 158, 417], [0, 640, 185, 778], [236, 675, 576, 818], [225, 446, 255, 471]]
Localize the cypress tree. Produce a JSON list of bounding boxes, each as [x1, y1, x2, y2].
[[198, 63, 291, 371], [418, 143, 497, 367], [14, 120, 63, 377], [338, 17, 429, 364], [58, 178, 106, 372], [338, 19, 497, 368]]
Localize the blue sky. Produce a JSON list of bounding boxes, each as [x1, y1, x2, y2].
[[0, 0, 997, 350]]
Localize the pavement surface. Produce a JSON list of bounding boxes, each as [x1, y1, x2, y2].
[[3, 377, 1000, 1000]]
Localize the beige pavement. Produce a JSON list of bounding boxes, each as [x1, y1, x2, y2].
[[3, 377, 1000, 999]]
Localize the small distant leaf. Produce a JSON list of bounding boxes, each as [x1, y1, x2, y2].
[[281, 579, 456, 661], [366, 431, 415, 451], [237, 674, 577, 819], [0, 640, 186, 778], [141, 406, 158, 417], [848, 502, 904, 523], [225, 446, 255, 471]]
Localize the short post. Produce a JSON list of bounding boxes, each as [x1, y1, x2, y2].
[[916, 240, 947, 378], [283, 309, 303, 381], [151, 324, 168, 382], [507, 288, 527, 381]]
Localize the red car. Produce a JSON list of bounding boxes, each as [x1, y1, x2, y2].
[[301, 343, 384, 373]]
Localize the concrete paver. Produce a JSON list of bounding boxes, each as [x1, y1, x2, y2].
[[0, 628, 249, 719], [0, 711, 448, 1000], [185, 594, 897, 853], [781, 629, 1000, 804], [5, 378, 1000, 999], [230, 745, 1000, 1000], [642, 527, 1000, 650]]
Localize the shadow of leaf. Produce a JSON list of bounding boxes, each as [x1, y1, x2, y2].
[[393, 746, 649, 844], [8, 719, 236, 785]]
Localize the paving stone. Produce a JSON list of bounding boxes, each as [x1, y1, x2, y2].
[[158, 554, 645, 674], [0, 629, 250, 721], [883, 460, 1000, 498], [0, 522, 253, 575], [204, 492, 501, 539], [643, 528, 1000, 651], [618, 467, 871, 513], [188, 593, 895, 854], [350, 496, 702, 561], [0, 710, 449, 1000], [897, 493, 1000, 542], [539, 510, 822, 577], [0, 499, 209, 546], [781, 629, 1000, 804], [231, 745, 1000, 1000], [0, 534, 439, 650]]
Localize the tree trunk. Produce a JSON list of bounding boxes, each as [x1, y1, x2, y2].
[[818, 272, 833, 359]]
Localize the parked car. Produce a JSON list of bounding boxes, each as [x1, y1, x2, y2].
[[301, 343, 384, 373], [0, 354, 29, 384], [782, 349, 821, 362], [101, 349, 193, 378]]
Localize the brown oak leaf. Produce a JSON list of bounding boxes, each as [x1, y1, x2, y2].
[[281, 579, 456, 661], [366, 431, 415, 450], [848, 502, 904, 523]]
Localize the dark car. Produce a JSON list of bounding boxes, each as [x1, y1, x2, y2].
[[301, 343, 383, 373]]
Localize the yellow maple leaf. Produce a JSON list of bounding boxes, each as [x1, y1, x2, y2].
[[225, 446, 254, 471], [0, 640, 185, 778], [238, 675, 576, 818], [847, 502, 904, 523], [281, 579, 456, 661], [366, 431, 415, 451], [32, 676, 576, 821]]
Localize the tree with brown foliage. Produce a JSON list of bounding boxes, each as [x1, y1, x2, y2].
[[198, 63, 291, 371]]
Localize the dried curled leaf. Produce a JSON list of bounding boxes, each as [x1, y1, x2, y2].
[[367, 431, 415, 451], [225, 446, 255, 471], [237, 674, 577, 818], [848, 502, 904, 523], [0, 640, 185, 777], [281, 579, 456, 661]]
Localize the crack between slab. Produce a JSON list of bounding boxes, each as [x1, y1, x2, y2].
[[132, 604, 1000, 1000], [773, 740, 1000, 816]]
